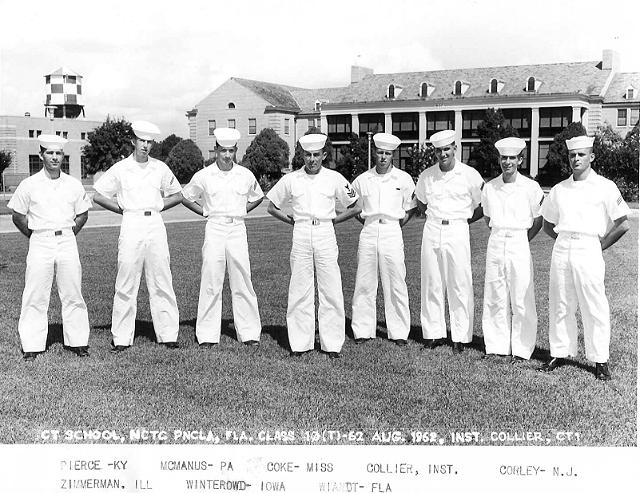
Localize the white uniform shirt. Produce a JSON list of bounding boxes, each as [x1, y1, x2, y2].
[[481, 172, 544, 230], [267, 167, 358, 220], [415, 160, 484, 220], [182, 163, 264, 218], [8, 169, 91, 231], [352, 166, 416, 220], [542, 170, 631, 236], [93, 155, 182, 212]]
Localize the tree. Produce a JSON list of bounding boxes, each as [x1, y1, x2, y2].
[[593, 123, 639, 201], [150, 134, 183, 162], [470, 108, 519, 178], [0, 149, 12, 187], [406, 143, 437, 181], [536, 122, 587, 187], [291, 126, 334, 170], [82, 117, 133, 175], [242, 128, 288, 183], [165, 139, 204, 184], [335, 133, 370, 182]]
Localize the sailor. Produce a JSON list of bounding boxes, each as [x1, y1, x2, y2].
[[415, 129, 485, 353], [93, 120, 183, 352], [350, 132, 416, 345], [481, 137, 543, 362], [182, 128, 263, 347], [266, 133, 359, 358], [539, 135, 630, 380], [8, 134, 92, 360]]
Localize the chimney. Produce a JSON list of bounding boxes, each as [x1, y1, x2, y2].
[[351, 65, 373, 84], [602, 49, 620, 71]]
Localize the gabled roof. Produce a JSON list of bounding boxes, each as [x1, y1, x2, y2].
[[603, 73, 640, 103], [330, 61, 612, 104], [232, 77, 304, 111], [46, 67, 82, 77], [290, 87, 347, 113]]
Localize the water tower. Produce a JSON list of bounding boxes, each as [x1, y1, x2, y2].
[[44, 67, 85, 119]]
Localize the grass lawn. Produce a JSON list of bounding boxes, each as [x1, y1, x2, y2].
[[0, 216, 636, 446]]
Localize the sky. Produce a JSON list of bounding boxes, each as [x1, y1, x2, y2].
[[1, 0, 639, 139]]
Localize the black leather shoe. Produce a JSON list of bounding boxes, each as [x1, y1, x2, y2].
[[394, 339, 408, 346], [328, 352, 340, 359], [70, 346, 90, 357], [243, 340, 260, 347], [452, 342, 464, 354], [110, 343, 129, 353], [596, 362, 611, 381], [510, 355, 526, 364], [23, 352, 39, 361], [199, 342, 218, 349], [422, 338, 442, 350], [354, 338, 369, 345], [161, 341, 179, 349], [539, 357, 564, 372]]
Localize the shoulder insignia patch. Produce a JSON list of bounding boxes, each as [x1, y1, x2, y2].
[[345, 184, 356, 198], [617, 195, 623, 205]]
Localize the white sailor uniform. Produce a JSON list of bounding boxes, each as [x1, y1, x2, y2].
[[8, 169, 92, 352], [182, 163, 264, 344], [267, 167, 358, 353], [350, 166, 416, 341], [93, 155, 182, 346]]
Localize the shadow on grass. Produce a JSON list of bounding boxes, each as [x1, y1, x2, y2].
[[180, 318, 291, 350], [91, 320, 159, 343]]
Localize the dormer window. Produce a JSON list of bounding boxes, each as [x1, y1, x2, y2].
[[525, 76, 542, 92], [388, 84, 395, 99], [314, 100, 322, 111], [626, 87, 636, 99], [228, 102, 236, 109], [489, 78, 505, 94], [420, 82, 435, 98], [453, 80, 470, 96]]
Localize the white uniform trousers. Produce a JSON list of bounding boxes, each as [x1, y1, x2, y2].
[[18, 229, 90, 352], [196, 219, 262, 343], [482, 229, 537, 358], [549, 233, 610, 363], [287, 221, 345, 353], [351, 219, 410, 340], [420, 218, 474, 342], [111, 213, 179, 346]]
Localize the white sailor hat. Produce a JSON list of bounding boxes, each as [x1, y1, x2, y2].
[[494, 137, 526, 156], [565, 135, 594, 151], [37, 134, 67, 150], [429, 129, 456, 148], [214, 128, 241, 147], [373, 133, 401, 151], [299, 133, 327, 152], [131, 120, 161, 141]]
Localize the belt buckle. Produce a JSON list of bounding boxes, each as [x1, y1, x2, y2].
[[312, 218, 319, 226], [441, 219, 449, 225], [144, 211, 151, 216], [54, 230, 62, 236], [224, 217, 233, 224]]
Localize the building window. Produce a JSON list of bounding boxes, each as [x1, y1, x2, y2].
[[420, 82, 429, 98], [208, 120, 216, 135], [461, 143, 479, 169], [387, 84, 395, 99], [227, 119, 236, 129], [62, 131, 68, 139], [81, 132, 86, 140], [228, 102, 235, 109], [56, 131, 61, 136], [330, 144, 349, 169], [538, 142, 551, 169], [45, 75, 51, 84], [29, 155, 41, 175], [425, 111, 455, 139], [284, 118, 290, 135], [527, 77, 536, 92], [64, 75, 77, 84], [51, 84, 63, 93], [454, 81, 462, 96], [36, 130, 42, 137], [392, 113, 419, 140], [627, 88, 635, 99], [29, 130, 35, 138], [77, 85, 82, 95], [631, 108, 639, 125], [62, 155, 70, 174], [327, 115, 352, 141], [208, 150, 216, 159], [393, 144, 414, 170], [358, 113, 385, 136], [539, 107, 571, 137], [489, 79, 498, 93], [65, 94, 77, 104], [502, 108, 531, 137], [462, 110, 485, 138], [617, 109, 627, 126], [80, 156, 89, 179], [308, 117, 316, 130], [248, 118, 257, 135], [314, 100, 322, 111]]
